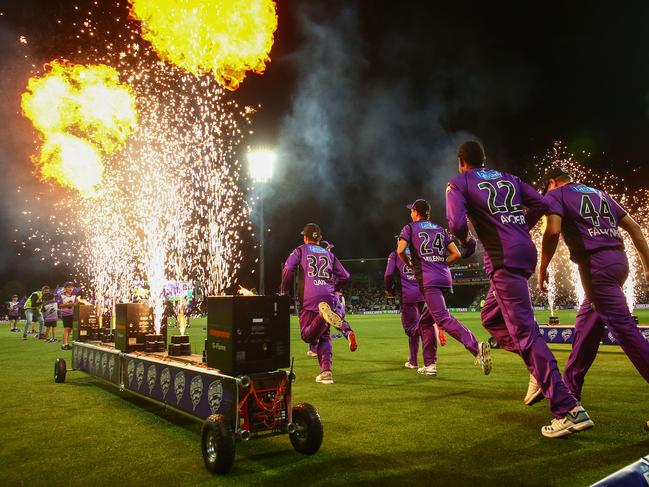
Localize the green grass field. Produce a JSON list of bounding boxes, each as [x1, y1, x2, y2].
[[1, 310, 648, 486]]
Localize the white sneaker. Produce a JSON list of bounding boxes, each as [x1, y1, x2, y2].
[[404, 361, 418, 369], [417, 364, 437, 376], [318, 302, 343, 331], [475, 341, 492, 375], [524, 374, 544, 405], [315, 371, 334, 384], [306, 350, 318, 358], [541, 406, 594, 438]]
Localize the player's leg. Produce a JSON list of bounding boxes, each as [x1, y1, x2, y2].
[[61, 316, 72, 349], [400, 302, 421, 367], [50, 321, 57, 342], [490, 268, 591, 437], [23, 309, 33, 339], [299, 309, 329, 344], [423, 288, 479, 356], [315, 332, 333, 384], [563, 297, 605, 402], [417, 304, 438, 375], [307, 341, 318, 358], [481, 284, 519, 353], [37, 311, 45, 338], [335, 299, 357, 352], [589, 257, 649, 384]]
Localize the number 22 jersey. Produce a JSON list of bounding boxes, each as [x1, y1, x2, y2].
[[280, 244, 350, 312], [446, 167, 548, 277]]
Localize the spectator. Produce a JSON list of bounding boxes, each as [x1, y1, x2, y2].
[[7, 294, 21, 332], [23, 286, 48, 340]]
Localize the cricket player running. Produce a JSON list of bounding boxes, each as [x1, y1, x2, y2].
[[280, 223, 357, 384], [538, 167, 649, 430], [385, 242, 445, 372], [446, 140, 592, 438], [397, 199, 491, 376]]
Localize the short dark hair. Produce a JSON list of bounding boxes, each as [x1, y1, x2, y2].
[[458, 141, 486, 167]]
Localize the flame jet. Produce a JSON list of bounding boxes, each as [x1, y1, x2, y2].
[[128, 0, 278, 90]]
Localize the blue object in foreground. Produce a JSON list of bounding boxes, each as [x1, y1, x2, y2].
[[591, 455, 649, 486]]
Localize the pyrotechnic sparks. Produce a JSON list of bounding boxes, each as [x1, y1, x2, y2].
[[19, 0, 267, 333], [127, 0, 278, 90]]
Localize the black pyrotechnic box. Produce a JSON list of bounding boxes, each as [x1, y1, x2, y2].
[[73, 304, 100, 341], [114, 303, 167, 353], [206, 295, 290, 375]]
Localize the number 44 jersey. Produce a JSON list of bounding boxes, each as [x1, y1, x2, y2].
[[446, 167, 549, 277], [545, 183, 626, 263], [281, 244, 350, 312]]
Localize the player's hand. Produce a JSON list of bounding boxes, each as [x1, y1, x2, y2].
[[538, 268, 549, 294]]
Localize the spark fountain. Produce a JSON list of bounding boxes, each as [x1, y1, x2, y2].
[[19, 0, 278, 335]]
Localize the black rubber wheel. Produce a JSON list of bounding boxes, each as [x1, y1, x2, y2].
[[201, 414, 236, 474], [488, 337, 500, 349], [289, 403, 323, 455], [54, 358, 67, 383]]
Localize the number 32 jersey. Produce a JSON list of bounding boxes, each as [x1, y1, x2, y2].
[[280, 244, 350, 312], [545, 183, 626, 263], [399, 220, 453, 292], [446, 167, 548, 276]]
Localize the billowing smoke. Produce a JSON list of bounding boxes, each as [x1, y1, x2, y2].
[[267, 3, 476, 258]]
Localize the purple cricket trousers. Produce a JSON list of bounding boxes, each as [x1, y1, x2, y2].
[[564, 250, 649, 400], [400, 302, 426, 366], [420, 287, 479, 367], [299, 308, 332, 373], [481, 267, 577, 417]]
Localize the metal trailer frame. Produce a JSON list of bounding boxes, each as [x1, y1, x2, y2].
[[53, 341, 323, 474]]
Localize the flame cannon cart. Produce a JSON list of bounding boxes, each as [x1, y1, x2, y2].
[[52, 296, 323, 474]]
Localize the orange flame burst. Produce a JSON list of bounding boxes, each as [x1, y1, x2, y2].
[[128, 0, 278, 90], [21, 60, 137, 195]]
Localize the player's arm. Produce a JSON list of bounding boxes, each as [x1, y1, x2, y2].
[[446, 241, 461, 265], [397, 238, 412, 268], [384, 252, 396, 297], [332, 257, 350, 290], [446, 182, 471, 245], [619, 214, 649, 283], [519, 179, 549, 229], [279, 249, 300, 295], [538, 214, 562, 293]]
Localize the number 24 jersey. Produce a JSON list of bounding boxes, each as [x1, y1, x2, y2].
[[399, 220, 453, 291]]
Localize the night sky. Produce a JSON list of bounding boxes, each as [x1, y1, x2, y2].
[[1, 0, 649, 296]]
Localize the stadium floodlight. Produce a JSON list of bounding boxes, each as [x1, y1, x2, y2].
[[247, 149, 276, 183], [247, 148, 276, 295]]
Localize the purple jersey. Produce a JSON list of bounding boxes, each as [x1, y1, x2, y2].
[[7, 300, 20, 318], [446, 167, 548, 276], [43, 299, 58, 322], [399, 220, 453, 291], [545, 183, 626, 263], [384, 250, 424, 304], [57, 293, 78, 317], [280, 243, 350, 312]]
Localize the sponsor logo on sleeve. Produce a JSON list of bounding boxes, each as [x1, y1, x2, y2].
[[190, 375, 204, 410]]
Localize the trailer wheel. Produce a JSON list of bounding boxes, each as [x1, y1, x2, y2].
[[289, 403, 323, 455], [201, 414, 236, 474], [54, 358, 67, 383], [488, 337, 500, 349]]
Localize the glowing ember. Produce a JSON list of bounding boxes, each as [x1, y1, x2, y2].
[[238, 285, 255, 296], [128, 0, 278, 90]]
